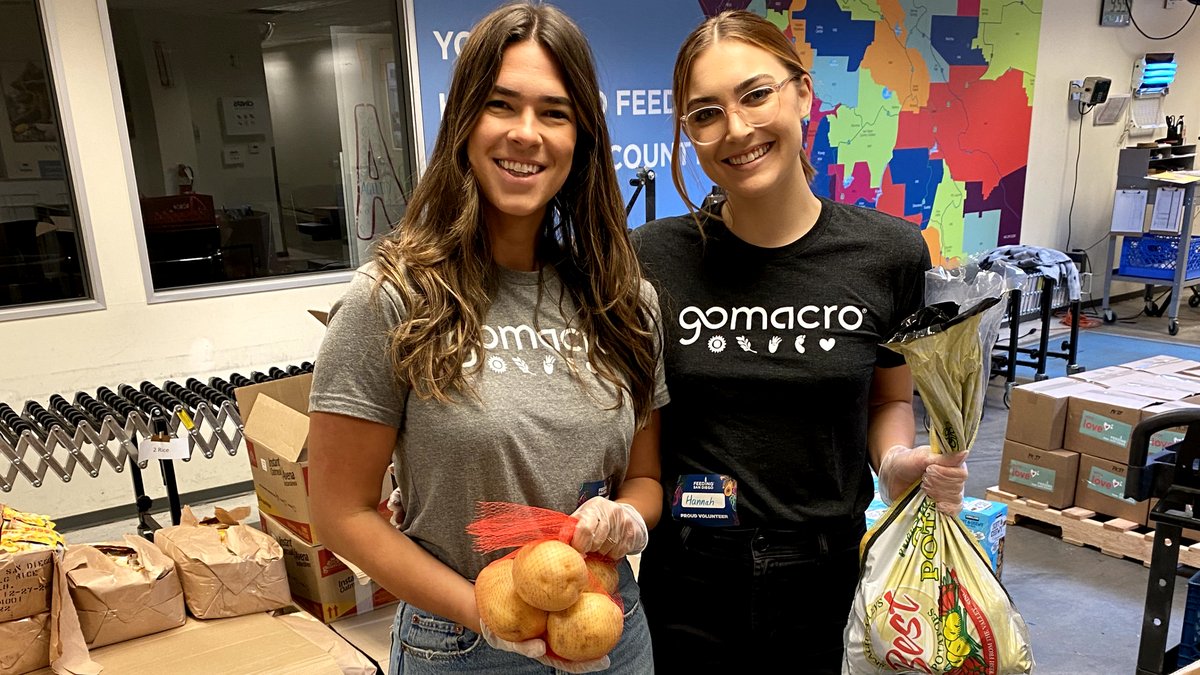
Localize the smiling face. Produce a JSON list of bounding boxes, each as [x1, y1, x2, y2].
[[467, 40, 577, 236], [683, 39, 812, 201]]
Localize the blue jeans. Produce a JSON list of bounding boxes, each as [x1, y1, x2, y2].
[[390, 558, 653, 674], [638, 518, 864, 674]]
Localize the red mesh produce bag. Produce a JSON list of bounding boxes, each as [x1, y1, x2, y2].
[[468, 502, 624, 662]]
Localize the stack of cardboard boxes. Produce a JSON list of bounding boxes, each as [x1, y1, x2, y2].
[[235, 374, 398, 624], [1001, 356, 1200, 528]]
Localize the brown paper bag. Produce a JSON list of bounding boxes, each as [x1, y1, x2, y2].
[[153, 506, 290, 619], [0, 611, 50, 674], [64, 535, 186, 648], [49, 548, 101, 675]]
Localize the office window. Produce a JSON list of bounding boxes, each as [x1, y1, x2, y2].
[[107, 0, 415, 291], [0, 1, 91, 310]]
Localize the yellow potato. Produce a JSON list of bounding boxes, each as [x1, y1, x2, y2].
[[475, 559, 548, 642], [584, 558, 619, 595], [546, 592, 624, 661], [512, 540, 589, 611]]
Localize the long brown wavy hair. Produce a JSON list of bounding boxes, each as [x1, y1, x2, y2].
[[669, 10, 818, 216], [373, 2, 658, 426]]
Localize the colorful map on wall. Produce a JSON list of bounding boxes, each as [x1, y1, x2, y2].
[[709, 0, 1041, 265]]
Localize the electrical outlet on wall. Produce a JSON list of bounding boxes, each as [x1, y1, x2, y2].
[[1165, 0, 1179, 8]]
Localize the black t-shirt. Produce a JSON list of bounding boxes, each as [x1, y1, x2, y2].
[[632, 197, 931, 528]]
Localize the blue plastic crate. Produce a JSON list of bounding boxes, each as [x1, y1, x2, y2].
[[1180, 570, 1200, 666], [1118, 234, 1200, 281]]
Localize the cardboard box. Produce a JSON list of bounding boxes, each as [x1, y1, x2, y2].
[[1141, 401, 1200, 454], [1143, 359, 1200, 375], [1006, 379, 1104, 450], [236, 375, 394, 547], [1104, 371, 1200, 400], [0, 549, 53, 622], [27, 613, 343, 675], [1123, 355, 1183, 371], [236, 374, 321, 545], [260, 513, 398, 624], [1075, 455, 1150, 524], [327, 605, 394, 668], [276, 611, 381, 673], [959, 497, 1007, 578], [1065, 390, 1160, 463], [999, 440, 1080, 509], [1068, 365, 1133, 385]]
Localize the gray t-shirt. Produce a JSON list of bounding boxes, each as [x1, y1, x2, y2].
[[310, 262, 669, 579]]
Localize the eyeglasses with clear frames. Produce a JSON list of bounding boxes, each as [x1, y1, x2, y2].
[[680, 74, 801, 145]]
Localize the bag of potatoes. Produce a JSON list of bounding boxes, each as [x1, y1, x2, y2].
[[843, 291, 1034, 674], [64, 535, 186, 647], [467, 502, 624, 665], [153, 506, 290, 619]]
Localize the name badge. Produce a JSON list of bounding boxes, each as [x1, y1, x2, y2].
[[577, 478, 614, 507], [671, 474, 738, 527]]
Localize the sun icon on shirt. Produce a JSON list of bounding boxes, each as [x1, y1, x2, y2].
[[708, 335, 726, 353]]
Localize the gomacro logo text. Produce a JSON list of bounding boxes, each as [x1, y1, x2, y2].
[[676, 304, 865, 345]]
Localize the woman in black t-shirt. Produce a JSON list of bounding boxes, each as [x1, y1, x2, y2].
[[632, 10, 968, 672]]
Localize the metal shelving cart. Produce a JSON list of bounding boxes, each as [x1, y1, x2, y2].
[[1101, 146, 1199, 336]]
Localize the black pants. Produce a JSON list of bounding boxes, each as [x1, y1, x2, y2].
[[638, 518, 864, 673]]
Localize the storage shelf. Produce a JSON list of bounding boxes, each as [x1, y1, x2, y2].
[[1150, 153, 1197, 162]]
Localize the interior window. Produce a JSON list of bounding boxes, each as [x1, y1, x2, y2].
[[0, 1, 91, 310], [107, 0, 415, 291]]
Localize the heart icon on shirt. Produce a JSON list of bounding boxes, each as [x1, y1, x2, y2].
[[819, 338, 836, 351]]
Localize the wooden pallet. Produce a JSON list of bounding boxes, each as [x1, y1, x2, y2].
[[986, 486, 1200, 568]]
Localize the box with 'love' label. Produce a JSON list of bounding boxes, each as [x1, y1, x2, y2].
[[999, 440, 1080, 509]]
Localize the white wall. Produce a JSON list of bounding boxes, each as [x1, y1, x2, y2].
[[0, 0, 349, 518], [1025, 2, 1200, 292], [5, 1, 1200, 520]]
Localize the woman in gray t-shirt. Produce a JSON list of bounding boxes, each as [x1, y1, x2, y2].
[[306, 4, 667, 674]]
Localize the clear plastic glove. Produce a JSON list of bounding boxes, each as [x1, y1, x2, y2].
[[878, 444, 968, 515], [480, 620, 611, 673], [569, 497, 648, 559], [479, 620, 546, 659]]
